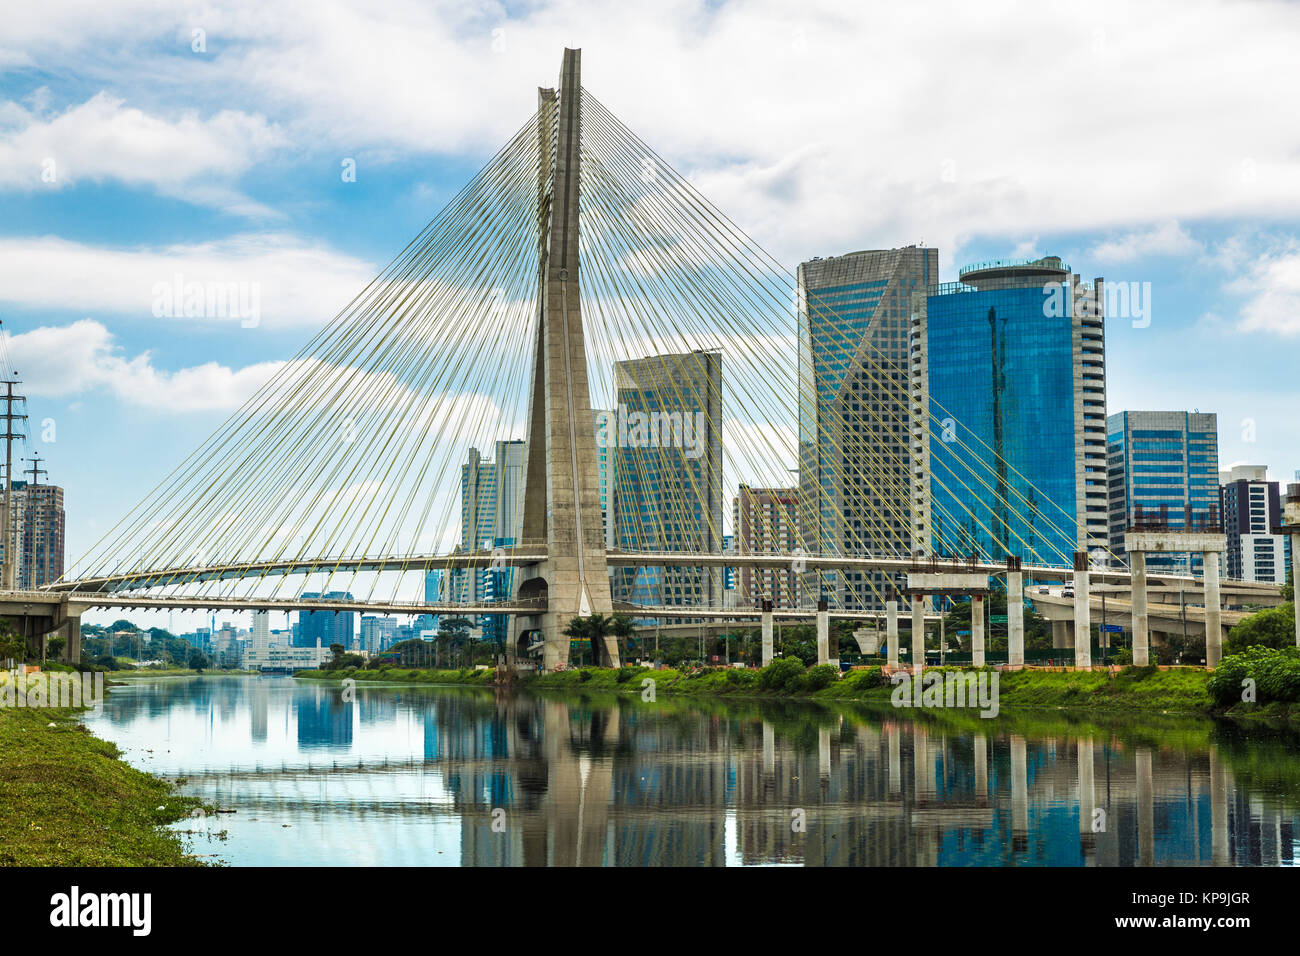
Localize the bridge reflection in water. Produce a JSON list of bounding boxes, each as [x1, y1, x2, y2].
[[84, 677, 1300, 867]]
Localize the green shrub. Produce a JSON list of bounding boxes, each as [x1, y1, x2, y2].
[[578, 668, 593, 683], [758, 656, 806, 693], [1208, 646, 1300, 706], [846, 666, 884, 690], [805, 663, 840, 691], [615, 666, 637, 684]]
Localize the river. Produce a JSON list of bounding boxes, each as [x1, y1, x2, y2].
[[82, 674, 1300, 866]]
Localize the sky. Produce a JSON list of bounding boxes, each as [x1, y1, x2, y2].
[[1, 0, 1298, 629]]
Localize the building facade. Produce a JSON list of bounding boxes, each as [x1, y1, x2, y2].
[[1106, 411, 1221, 574], [448, 440, 526, 611], [797, 246, 937, 609], [1219, 465, 1290, 583], [918, 256, 1109, 564], [294, 593, 357, 649], [612, 350, 723, 611], [6, 479, 66, 589], [732, 485, 801, 607]]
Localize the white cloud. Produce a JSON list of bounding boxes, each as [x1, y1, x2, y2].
[[5, 1, 1300, 265], [1088, 222, 1201, 265], [1228, 241, 1300, 336], [8, 319, 284, 411], [0, 93, 285, 214], [0, 234, 377, 328]]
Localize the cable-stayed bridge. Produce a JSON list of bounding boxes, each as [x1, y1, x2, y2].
[[12, 49, 1289, 671]]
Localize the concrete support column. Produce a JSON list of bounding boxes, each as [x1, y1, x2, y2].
[[887, 724, 901, 795], [886, 599, 899, 669], [1136, 747, 1154, 866], [1078, 737, 1096, 844], [1293, 534, 1300, 649], [815, 599, 830, 666], [1130, 549, 1150, 667], [1010, 735, 1028, 849], [57, 610, 82, 664], [1052, 619, 1074, 649], [762, 721, 774, 778], [1007, 560, 1024, 667], [818, 725, 831, 778], [971, 595, 985, 667], [760, 600, 774, 667], [910, 595, 926, 675], [1210, 748, 1230, 865], [1073, 553, 1092, 669], [974, 734, 988, 801], [1204, 551, 1223, 668]]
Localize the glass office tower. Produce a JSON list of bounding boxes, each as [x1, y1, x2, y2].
[[920, 256, 1109, 564]]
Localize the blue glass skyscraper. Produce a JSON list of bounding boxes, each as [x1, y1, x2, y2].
[[920, 257, 1109, 564]]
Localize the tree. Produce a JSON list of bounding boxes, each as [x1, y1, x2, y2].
[[1226, 602, 1297, 656], [0, 625, 25, 664], [564, 614, 614, 667], [609, 613, 637, 663], [188, 651, 210, 672]]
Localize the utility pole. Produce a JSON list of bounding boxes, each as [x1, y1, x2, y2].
[[0, 377, 27, 592], [23, 457, 47, 589]]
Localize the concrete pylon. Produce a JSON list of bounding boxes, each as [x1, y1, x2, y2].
[[1006, 558, 1024, 667], [1073, 552, 1092, 669], [815, 599, 829, 665], [514, 49, 618, 671], [1130, 550, 1150, 666], [971, 594, 985, 667], [760, 600, 774, 666], [886, 598, 899, 669], [910, 595, 926, 675], [1203, 550, 1223, 667]]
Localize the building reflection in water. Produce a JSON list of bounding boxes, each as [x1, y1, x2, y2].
[[85, 677, 1300, 867]]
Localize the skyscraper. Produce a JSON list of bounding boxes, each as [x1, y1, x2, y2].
[[733, 485, 801, 607], [1107, 411, 1221, 574], [919, 256, 1109, 564], [295, 593, 356, 649], [448, 440, 526, 605], [1219, 465, 1289, 583], [798, 246, 936, 609], [6, 478, 66, 589], [612, 350, 723, 610]]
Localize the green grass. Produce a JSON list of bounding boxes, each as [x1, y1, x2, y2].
[[0, 705, 204, 866], [297, 663, 1219, 715]]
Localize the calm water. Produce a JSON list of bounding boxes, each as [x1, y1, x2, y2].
[[83, 675, 1300, 866]]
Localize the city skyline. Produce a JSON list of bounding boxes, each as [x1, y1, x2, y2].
[[1, 7, 1297, 632]]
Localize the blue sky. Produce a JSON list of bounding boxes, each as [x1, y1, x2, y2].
[[1, 1, 1297, 628]]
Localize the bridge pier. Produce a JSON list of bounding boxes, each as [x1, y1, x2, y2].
[[971, 594, 985, 667], [1073, 552, 1092, 669], [1006, 558, 1024, 667], [910, 595, 926, 674], [886, 598, 899, 669], [1130, 550, 1150, 666], [1052, 619, 1074, 649], [815, 599, 829, 665], [760, 600, 773, 666], [1203, 551, 1223, 667]]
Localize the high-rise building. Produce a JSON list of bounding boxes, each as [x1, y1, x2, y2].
[[593, 409, 617, 549], [448, 440, 526, 607], [798, 246, 937, 609], [733, 485, 801, 607], [612, 350, 723, 610], [1219, 465, 1289, 583], [360, 615, 398, 654], [5, 478, 66, 589], [918, 256, 1109, 563], [295, 593, 357, 649], [1107, 411, 1221, 574], [252, 611, 271, 652]]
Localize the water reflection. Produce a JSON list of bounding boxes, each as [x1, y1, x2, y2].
[[84, 676, 1300, 867]]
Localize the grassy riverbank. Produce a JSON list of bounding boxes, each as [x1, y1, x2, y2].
[[296, 662, 1229, 716], [0, 703, 203, 866]]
